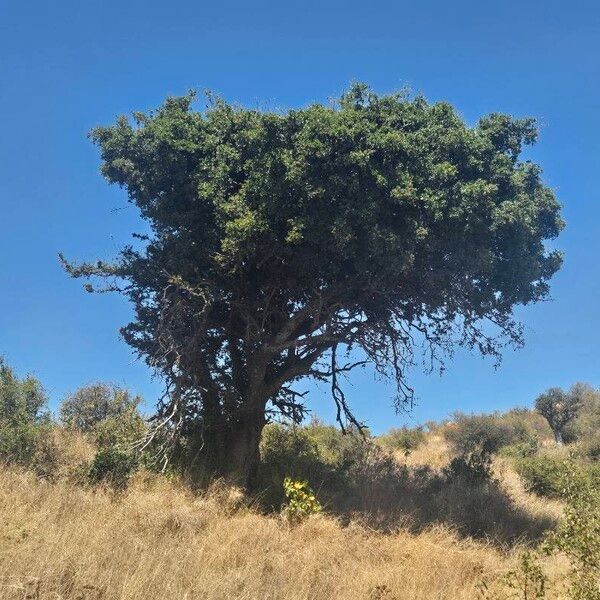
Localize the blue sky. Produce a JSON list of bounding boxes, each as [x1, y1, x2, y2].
[[0, 0, 598, 432]]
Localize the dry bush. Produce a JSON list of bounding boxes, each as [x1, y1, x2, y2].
[[0, 467, 559, 600]]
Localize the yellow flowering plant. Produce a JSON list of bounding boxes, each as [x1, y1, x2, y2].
[[282, 477, 322, 523]]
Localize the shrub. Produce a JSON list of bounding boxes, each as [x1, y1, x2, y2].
[[562, 385, 600, 444], [515, 456, 569, 498], [378, 426, 426, 455], [500, 435, 540, 459], [282, 477, 322, 523], [543, 462, 600, 599], [60, 383, 142, 432], [94, 409, 146, 449], [0, 358, 52, 469], [481, 551, 548, 599], [258, 424, 332, 508], [88, 446, 138, 490], [259, 423, 406, 517], [576, 436, 600, 462], [444, 412, 518, 455], [444, 450, 493, 486]]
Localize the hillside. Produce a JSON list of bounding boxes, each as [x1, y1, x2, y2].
[[0, 464, 568, 600], [3, 361, 600, 598], [0, 419, 578, 600]]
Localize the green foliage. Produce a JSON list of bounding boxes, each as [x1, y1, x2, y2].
[[0, 358, 52, 469], [282, 477, 322, 523], [544, 463, 600, 599], [260, 422, 548, 542], [444, 450, 493, 485], [259, 424, 330, 508], [483, 463, 600, 599], [259, 422, 404, 514], [515, 455, 568, 498], [93, 410, 146, 449], [562, 385, 600, 444], [88, 446, 138, 490], [445, 412, 534, 455], [378, 426, 426, 455], [535, 384, 588, 445], [60, 382, 142, 433], [577, 437, 600, 462], [63, 84, 564, 484], [505, 551, 548, 599]]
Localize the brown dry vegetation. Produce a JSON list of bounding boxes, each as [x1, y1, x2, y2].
[[0, 460, 570, 600]]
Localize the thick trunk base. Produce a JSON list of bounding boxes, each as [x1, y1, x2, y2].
[[185, 413, 265, 491]]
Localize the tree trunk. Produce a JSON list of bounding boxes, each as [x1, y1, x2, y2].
[[188, 405, 266, 491], [224, 410, 266, 490], [554, 429, 564, 445]]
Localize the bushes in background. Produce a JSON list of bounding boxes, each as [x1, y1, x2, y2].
[[0, 358, 56, 474], [258, 422, 551, 541], [60, 382, 142, 432], [377, 426, 426, 454], [258, 423, 332, 508], [59, 381, 147, 488], [443, 411, 538, 455]]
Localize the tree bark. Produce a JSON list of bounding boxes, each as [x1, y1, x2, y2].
[[186, 402, 266, 491], [223, 410, 266, 490], [554, 429, 564, 446]]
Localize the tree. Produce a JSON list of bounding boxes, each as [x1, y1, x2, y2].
[[61, 85, 563, 488], [0, 357, 50, 465], [60, 382, 141, 432], [535, 385, 586, 445]]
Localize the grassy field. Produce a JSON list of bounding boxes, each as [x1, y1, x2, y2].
[[0, 432, 570, 600]]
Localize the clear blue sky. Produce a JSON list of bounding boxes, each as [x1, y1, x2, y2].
[[0, 0, 598, 432]]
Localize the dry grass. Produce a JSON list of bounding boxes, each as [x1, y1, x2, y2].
[[400, 432, 453, 469], [0, 423, 574, 600], [398, 428, 562, 529], [493, 456, 564, 524], [0, 467, 569, 600]]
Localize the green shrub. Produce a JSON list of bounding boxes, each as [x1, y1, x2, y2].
[[562, 386, 600, 445], [515, 456, 569, 498], [282, 477, 322, 524], [88, 446, 137, 489], [543, 462, 600, 599], [259, 422, 399, 515], [258, 424, 331, 509], [577, 436, 600, 462], [427, 451, 553, 542], [93, 409, 146, 449], [60, 382, 142, 433], [444, 450, 493, 486], [378, 426, 426, 454], [444, 411, 536, 455], [575, 434, 600, 463], [0, 358, 53, 470], [500, 435, 540, 459]]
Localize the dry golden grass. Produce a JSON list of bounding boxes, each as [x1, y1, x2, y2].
[[493, 456, 564, 524], [0, 466, 570, 600], [0, 421, 575, 600], [399, 432, 453, 469]]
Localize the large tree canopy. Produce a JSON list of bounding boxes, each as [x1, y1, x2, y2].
[[62, 85, 563, 487]]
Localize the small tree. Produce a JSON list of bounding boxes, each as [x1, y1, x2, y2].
[[62, 85, 563, 488], [535, 385, 585, 445], [0, 357, 50, 465], [60, 382, 141, 432]]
